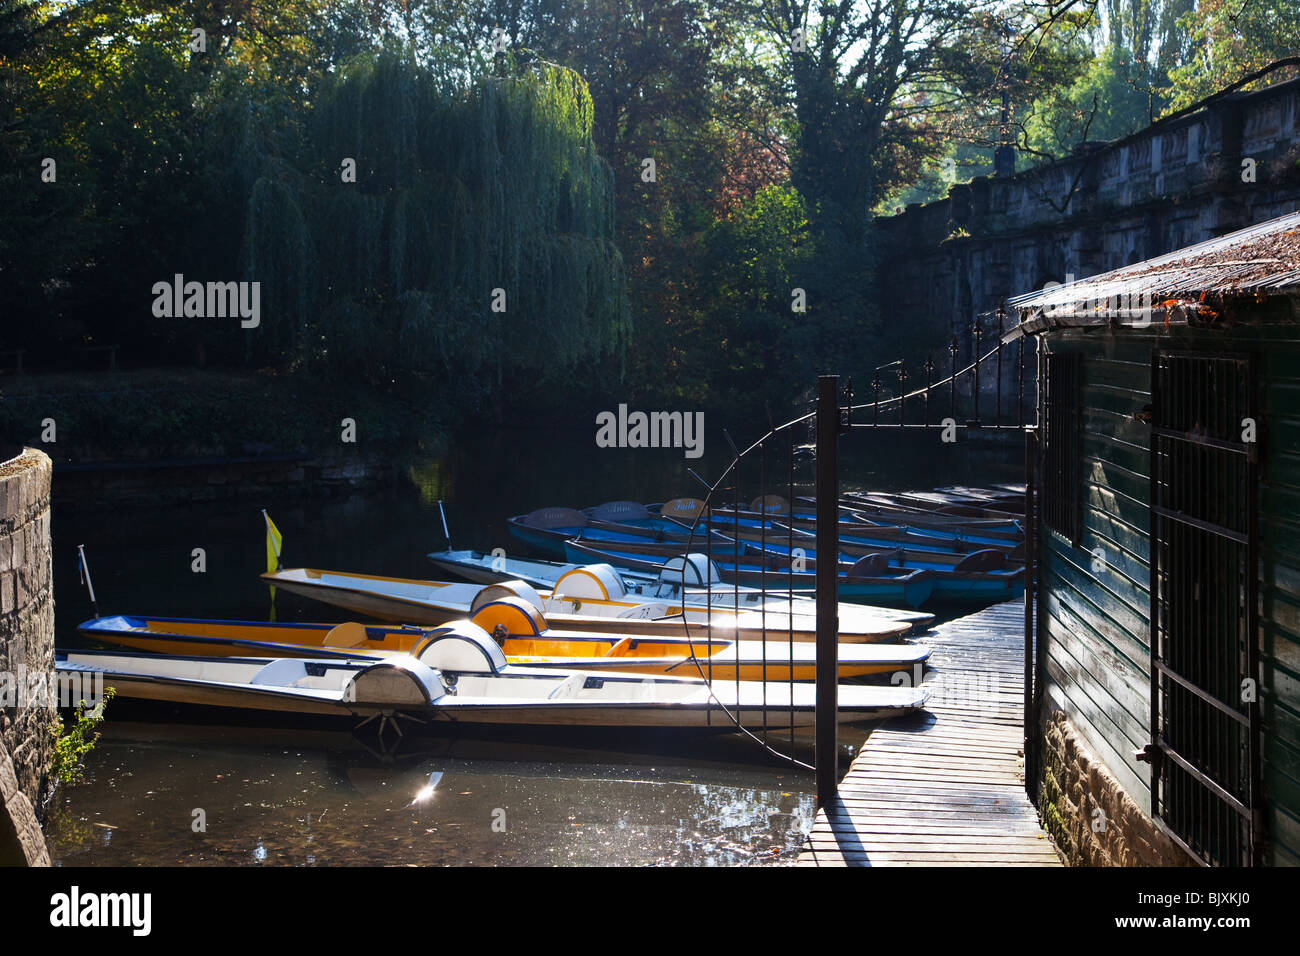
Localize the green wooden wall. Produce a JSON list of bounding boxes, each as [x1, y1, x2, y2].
[[1037, 317, 1300, 866]]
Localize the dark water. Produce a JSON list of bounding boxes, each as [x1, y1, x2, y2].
[[44, 427, 1021, 866]]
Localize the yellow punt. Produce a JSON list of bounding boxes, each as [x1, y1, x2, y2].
[[78, 602, 930, 683]]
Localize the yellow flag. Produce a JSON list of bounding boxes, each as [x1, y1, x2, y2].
[[263, 510, 283, 603]]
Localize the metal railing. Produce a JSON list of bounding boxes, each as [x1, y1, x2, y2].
[[665, 318, 1037, 804]]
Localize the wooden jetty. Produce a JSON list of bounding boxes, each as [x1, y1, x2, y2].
[[797, 598, 1063, 866]]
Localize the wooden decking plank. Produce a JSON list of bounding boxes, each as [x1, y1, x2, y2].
[[797, 598, 1062, 867]]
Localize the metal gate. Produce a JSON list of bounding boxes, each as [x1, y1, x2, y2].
[[671, 311, 1035, 804], [1147, 349, 1262, 866]]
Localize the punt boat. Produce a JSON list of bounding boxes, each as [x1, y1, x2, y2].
[[507, 504, 733, 560], [779, 494, 1025, 531], [841, 490, 1022, 519], [563, 539, 937, 608], [735, 495, 1026, 547], [77, 604, 930, 681], [425, 549, 936, 631], [703, 507, 1024, 558], [260, 563, 913, 643], [748, 540, 1025, 603], [56, 624, 929, 728]]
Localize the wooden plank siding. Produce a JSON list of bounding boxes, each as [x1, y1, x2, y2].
[[1039, 323, 1300, 865]]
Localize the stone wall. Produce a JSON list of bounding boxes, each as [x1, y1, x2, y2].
[[876, 77, 1300, 373], [1038, 709, 1190, 867], [1, 739, 50, 866], [0, 448, 54, 866]]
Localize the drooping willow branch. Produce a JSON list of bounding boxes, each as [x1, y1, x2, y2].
[[231, 48, 629, 391]]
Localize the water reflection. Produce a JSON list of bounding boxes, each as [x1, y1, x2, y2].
[[46, 721, 818, 867]]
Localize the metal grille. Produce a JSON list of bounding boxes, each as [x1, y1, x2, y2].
[[1148, 349, 1261, 866], [1041, 352, 1081, 544]]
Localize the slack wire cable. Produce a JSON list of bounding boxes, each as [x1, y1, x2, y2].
[[760, 436, 768, 741], [704, 498, 712, 726], [788, 425, 796, 751], [733, 447, 741, 725], [676, 437, 816, 775], [678, 458, 812, 771]]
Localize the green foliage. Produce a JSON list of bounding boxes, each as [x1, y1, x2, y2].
[[49, 689, 114, 787], [7, 0, 1290, 433], [1166, 0, 1300, 108], [1024, 44, 1161, 157], [699, 184, 814, 405], [3, 7, 628, 429], [265, 49, 630, 408]]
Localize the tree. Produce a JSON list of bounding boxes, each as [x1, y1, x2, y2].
[[1167, 0, 1300, 108], [235, 49, 629, 419]]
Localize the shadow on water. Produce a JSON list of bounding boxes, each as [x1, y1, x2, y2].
[[46, 427, 1018, 865]]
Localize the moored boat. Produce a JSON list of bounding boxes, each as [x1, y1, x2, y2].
[[57, 624, 929, 728], [77, 605, 930, 681], [426, 549, 936, 631], [563, 539, 937, 608], [507, 504, 732, 560], [748, 539, 1025, 603], [704, 506, 1024, 558], [260, 563, 914, 642]]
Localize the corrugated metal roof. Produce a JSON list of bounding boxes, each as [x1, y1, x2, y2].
[[1006, 211, 1300, 335]]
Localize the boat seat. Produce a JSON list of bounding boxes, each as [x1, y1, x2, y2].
[[847, 553, 894, 578], [323, 622, 369, 648], [520, 506, 588, 529], [660, 497, 707, 522], [603, 636, 637, 657], [750, 494, 789, 515], [251, 658, 312, 686], [953, 549, 1008, 572], [547, 673, 586, 699], [588, 500, 652, 523]]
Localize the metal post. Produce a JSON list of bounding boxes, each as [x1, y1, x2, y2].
[[815, 375, 840, 807], [77, 544, 99, 618], [437, 500, 452, 551], [1023, 427, 1037, 798]]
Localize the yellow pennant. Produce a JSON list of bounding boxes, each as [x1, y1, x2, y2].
[[262, 510, 283, 607]]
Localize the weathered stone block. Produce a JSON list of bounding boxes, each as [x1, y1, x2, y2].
[[0, 448, 55, 834], [0, 740, 49, 866], [1037, 708, 1194, 866]]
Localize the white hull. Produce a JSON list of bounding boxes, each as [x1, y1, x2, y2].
[[264, 566, 918, 643], [58, 645, 927, 730]]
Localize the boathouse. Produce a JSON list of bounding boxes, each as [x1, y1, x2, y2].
[[1007, 211, 1300, 866]]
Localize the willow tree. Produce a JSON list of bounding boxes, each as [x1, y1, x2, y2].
[[236, 46, 628, 413]]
